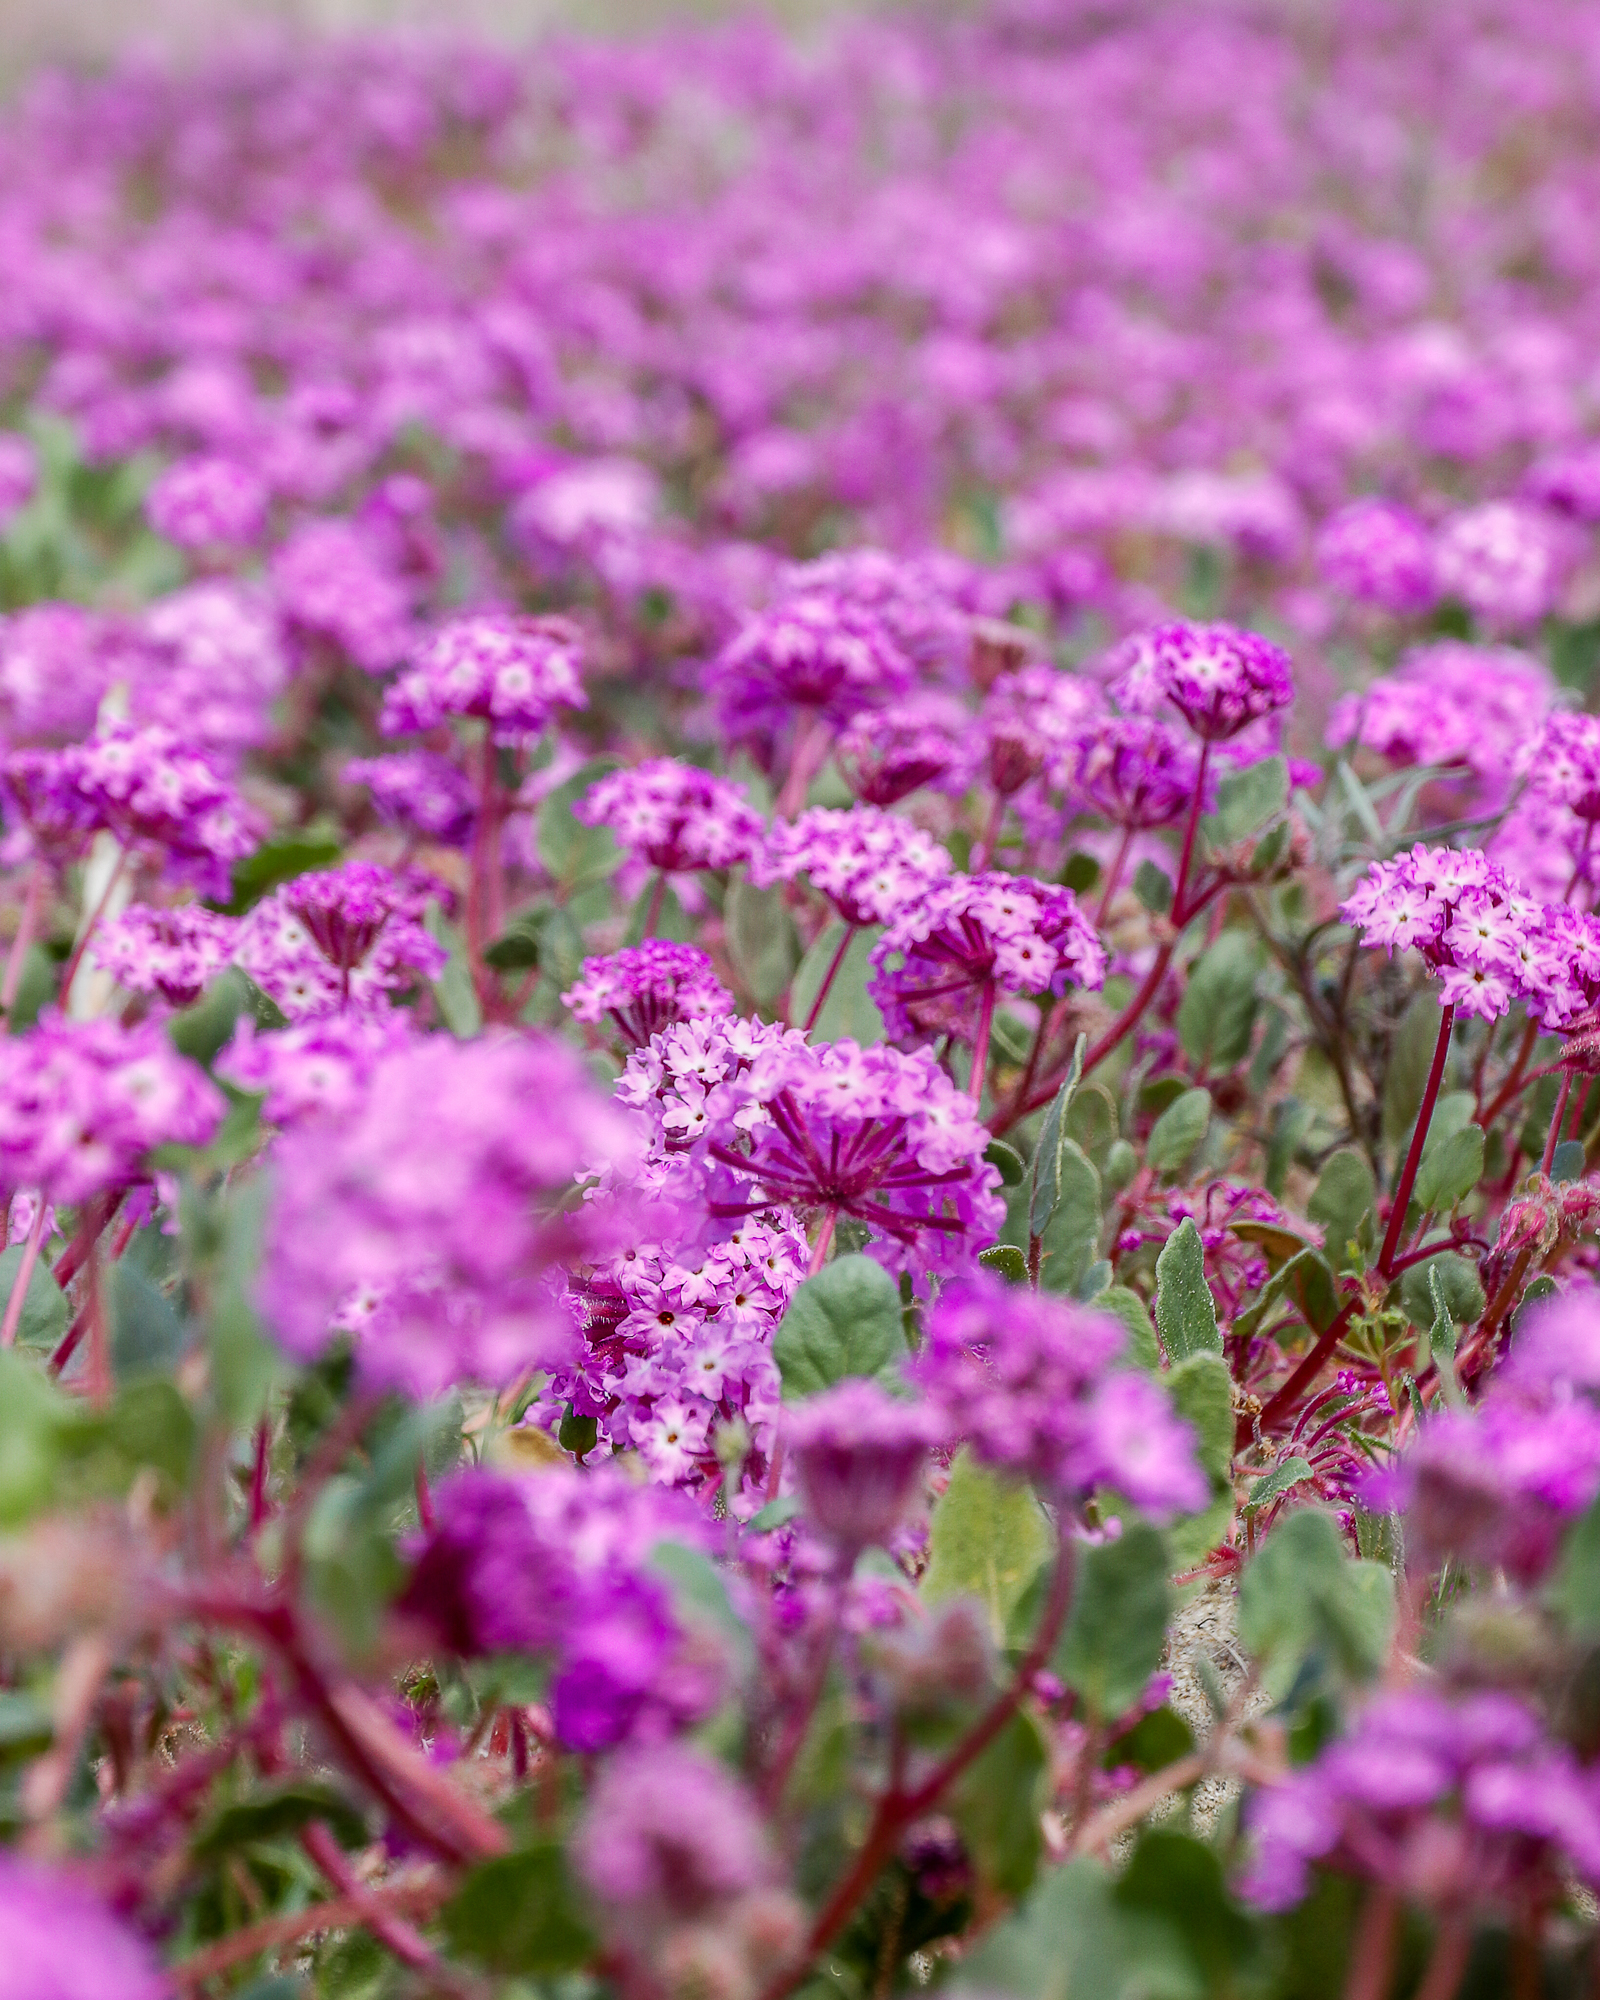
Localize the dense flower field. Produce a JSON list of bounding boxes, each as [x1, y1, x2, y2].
[[5, 0, 1600, 1993]]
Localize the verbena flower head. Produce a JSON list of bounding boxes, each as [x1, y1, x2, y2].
[[67, 724, 265, 897], [145, 454, 267, 552], [0, 1012, 224, 1203], [1434, 501, 1560, 631], [1523, 709, 1600, 822], [752, 806, 951, 928], [217, 1012, 414, 1129], [1340, 844, 1546, 1020], [1315, 498, 1437, 614], [343, 752, 476, 847], [576, 1741, 775, 1930], [703, 1036, 1003, 1276], [272, 518, 413, 674], [1242, 1689, 1600, 1912], [1372, 1281, 1600, 1579], [834, 695, 966, 806], [0, 1852, 171, 2000], [970, 664, 1102, 798], [710, 592, 914, 753], [91, 903, 239, 1008], [1068, 710, 1204, 830], [786, 1378, 941, 1556], [0, 604, 118, 743], [260, 1030, 642, 1398], [870, 872, 1106, 1044], [236, 861, 446, 1019], [563, 941, 735, 1048], [1109, 620, 1294, 742], [133, 584, 290, 761], [576, 759, 763, 875], [1327, 643, 1554, 810], [401, 1464, 717, 1751], [381, 612, 586, 744], [913, 1272, 1207, 1514]]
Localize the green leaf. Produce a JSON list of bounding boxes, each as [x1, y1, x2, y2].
[[0, 1243, 67, 1352], [1244, 1455, 1314, 1512], [1115, 1832, 1259, 1986], [441, 1845, 596, 1975], [1552, 1492, 1600, 1638], [1164, 1353, 1233, 1486], [206, 1176, 280, 1429], [1238, 1508, 1395, 1696], [979, 1244, 1029, 1285], [1176, 933, 1260, 1072], [1029, 1036, 1087, 1238], [1383, 992, 1448, 1148], [773, 1254, 907, 1397], [483, 912, 544, 970], [1146, 1088, 1211, 1177], [192, 1781, 368, 1862], [64, 1379, 197, 1491], [1307, 1149, 1375, 1271], [424, 907, 483, 1039], [1411, 1123, 1484, 1211], [1265, 1098, 1314, 1198], [726, 879, 800, 1008], [788, 920, 883, 1045], [1427, 1265, 1464, 1408], [959, 1858, 1201, 2000], [922, 1448, 1052, 1642], [985, 1139, 1027, 1187], [1056, 1521, 1171, 1721], [648, 1539, 755, 1679], [1154, 1220, 1222, 1362], [167, 967, 269, 1066], [1097, 1285, 1161, 1372], [1133, 860, 1174, 916], [0, 1351, 63, 1525], [951, 1708, 1049, 1897], [1105, 1705, 1194, 1776], [107, 1261, 186, 1381], [1034, 1139, 1102, 1297], [1552, 1138, 1588, 1184], [219, 825, 341, 915], [538, 767, 621, 889], [1398, 1251, 1484, 1331], [750, 1495, 803, 1531], [1209, 755, 1288, 845], [1235, 1246, 1340, 1346]]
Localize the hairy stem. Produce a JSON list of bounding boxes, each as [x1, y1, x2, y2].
[[0, 1199, 48, 1349], [803, 923, 856, 1035], [1376, 1003, 1455, 1278]]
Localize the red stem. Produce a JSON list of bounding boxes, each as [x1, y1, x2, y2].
[[0, 1200, 47, 1349], [1, 862, 45, 1013], [60, 846, 128, 1013], [1376, 1004, 1455, 1278], [1542, 1069, 1575, 1177], [806, 1208, 838, 1277], [1171, 740, 1212, 921], [968, 982, 997, 1105], [643, 869, 668, 939], [802, 923, 856, 1035], [1094, 826, 1134, 926]]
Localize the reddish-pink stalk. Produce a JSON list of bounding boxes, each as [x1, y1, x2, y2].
[[971, 791, 1007, 871], [1094, 825, 1135, 925], [807, 1208, 838, 1276], [802, 923, 856, 1034], [777, 712, 827, 819], [1542, 1070, 1575, 1177], [643, 868, 668, 938], [1376, 1004, 1456, 1278], [967, 982, 997, 1105]]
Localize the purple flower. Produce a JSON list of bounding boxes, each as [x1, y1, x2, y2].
[[401, 1464, 716, 1750], [786, 1378, 942, 1555], [575, 1741, 774, 1926], [1069, 711, 1204, 830], [1109, 621, 1294, 743], [752, 806, 951, 928], [133, 584, 290, 761], [235, 861, 446, 1019], [217, 1012, 414, 1128], [870, 872, 1106, 1046], [1524, 710, 1600, 822], [1340, 844, 1546, 1022], [380, 612, 586, 743], [702, 1037, 1004, 1277], [710, 592, 914, 757], [0, 604, 119, 744], [272, 519, 414, 674], [91, 903, 239, 1008], [145, 454, 267, 551], [563, 941, 735, 1048], [913, 1273, 1207, 1515], [1315, 498, 1437, 614], [343, 752, 477, 847], [0, 1012, 224, 1203], [0, 1853, 169, 2000], [576, 759, 764, 875], [834, 696, 966, 806], [1242, 1689, 1600, 1913], [260, 1031, 643, 1397], [1434, 501, 1560, 631]]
